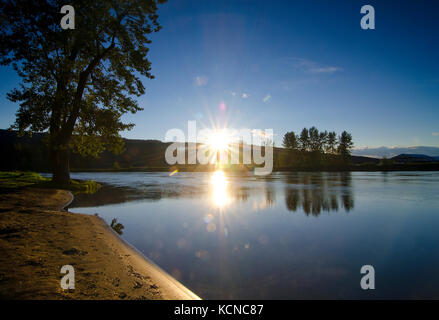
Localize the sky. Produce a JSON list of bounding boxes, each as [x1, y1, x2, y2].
[[0, 0, 438, 150]]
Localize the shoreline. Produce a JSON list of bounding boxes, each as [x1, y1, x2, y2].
[[0, 187, 200, 300], [50, 165, 439, 173]]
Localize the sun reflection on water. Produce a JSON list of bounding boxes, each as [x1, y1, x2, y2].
[[210, 170, 230, 207]]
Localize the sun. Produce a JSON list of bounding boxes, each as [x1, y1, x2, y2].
[[198, 127, 235, 165], [206, 130, 231, 153]]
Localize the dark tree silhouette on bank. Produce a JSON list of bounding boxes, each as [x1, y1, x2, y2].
[[281, 127, 354, 169], [338, 131, 354, 160], [0, 0, 165, 183], [325, 131, 337, 154], [282, 131, 298, 150], [299, 128, 310, 152]]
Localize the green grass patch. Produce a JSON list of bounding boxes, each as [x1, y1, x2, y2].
[[0, 171, 100, 194], [0, 171, 50, 188], [66, 179, 101, 194]]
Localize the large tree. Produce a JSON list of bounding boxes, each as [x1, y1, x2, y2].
[[298, 128, 310, 152], [0, 0, 165, 183], [308, 126, 327, 153], [337, 130, 354, 160], [282, 131, 298, 150], [325, 131, 337, 154]]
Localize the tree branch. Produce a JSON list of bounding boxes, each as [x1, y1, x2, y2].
[[61, 37, 116, 140]]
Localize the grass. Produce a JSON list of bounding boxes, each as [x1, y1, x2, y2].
[[0, 171, 100, 194], [66, 178, 101, 194], [0, 171, 50, 188]]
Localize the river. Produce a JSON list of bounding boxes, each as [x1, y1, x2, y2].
[[67, 171, 439, 299]]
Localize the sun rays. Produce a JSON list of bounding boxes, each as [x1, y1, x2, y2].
[[206, 129, 231, 154]]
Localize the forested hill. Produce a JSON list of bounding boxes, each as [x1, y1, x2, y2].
[[0, 129, 387, 172], [0, 129, 169, 171]]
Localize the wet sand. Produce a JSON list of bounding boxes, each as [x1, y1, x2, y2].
[[0, 188, 200, 300]]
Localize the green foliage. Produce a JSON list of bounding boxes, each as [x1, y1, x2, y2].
[[325, 131, 337, 154], [0, 171, 100, 194], [299, 128, 310, 151], [67, 179, 101, 194], [282, 131, 298, 150], [113, 161, 121, 170], [308, 126, 328, 153], [0, 171, 50, 188], [0, 0, 166, 180], [281, 127, 354, 169], [338, 131, 354, 159]]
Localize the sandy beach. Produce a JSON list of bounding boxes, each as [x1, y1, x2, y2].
[[0, 187, 200, 300]]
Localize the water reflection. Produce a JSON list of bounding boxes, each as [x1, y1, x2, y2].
[[265, 185, 276, 208], [284, 173, 354, 215], [70, 172, 354, 216], [67, 171, 439, 299], [210, 170, 230, 207]]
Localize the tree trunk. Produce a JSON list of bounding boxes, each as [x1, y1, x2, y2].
[[51, 144, 70, 185]]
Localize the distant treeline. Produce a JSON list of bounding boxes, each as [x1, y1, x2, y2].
[[277, 127, 354, 169], [276, 127, 439, 171], [1, 129, 438, 172]]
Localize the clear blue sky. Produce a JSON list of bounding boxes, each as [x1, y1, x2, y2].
[[0, 0, 438, 148]]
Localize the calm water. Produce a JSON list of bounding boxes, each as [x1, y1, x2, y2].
[[68, 171, 439, 299]]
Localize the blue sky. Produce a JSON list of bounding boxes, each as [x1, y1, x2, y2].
[[0, 0, 438, 149]]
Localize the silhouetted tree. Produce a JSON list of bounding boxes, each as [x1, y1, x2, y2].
[[0, 0, 165, 183], [307, 127, 326, 166], [308, 126, 320, 152], [325, 131, 337, 154], [337, 131, 354, 160], [308, 127, 328, 153], [319, 130, 328, 152], [282, 131, 298, 150], [299, 128, 310, 152]]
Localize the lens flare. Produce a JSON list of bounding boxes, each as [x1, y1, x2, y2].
[[262, 94, 271, 103]]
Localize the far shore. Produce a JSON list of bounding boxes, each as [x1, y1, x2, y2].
[[0, 187, 200, 300], [67, 163, 439, 173]]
